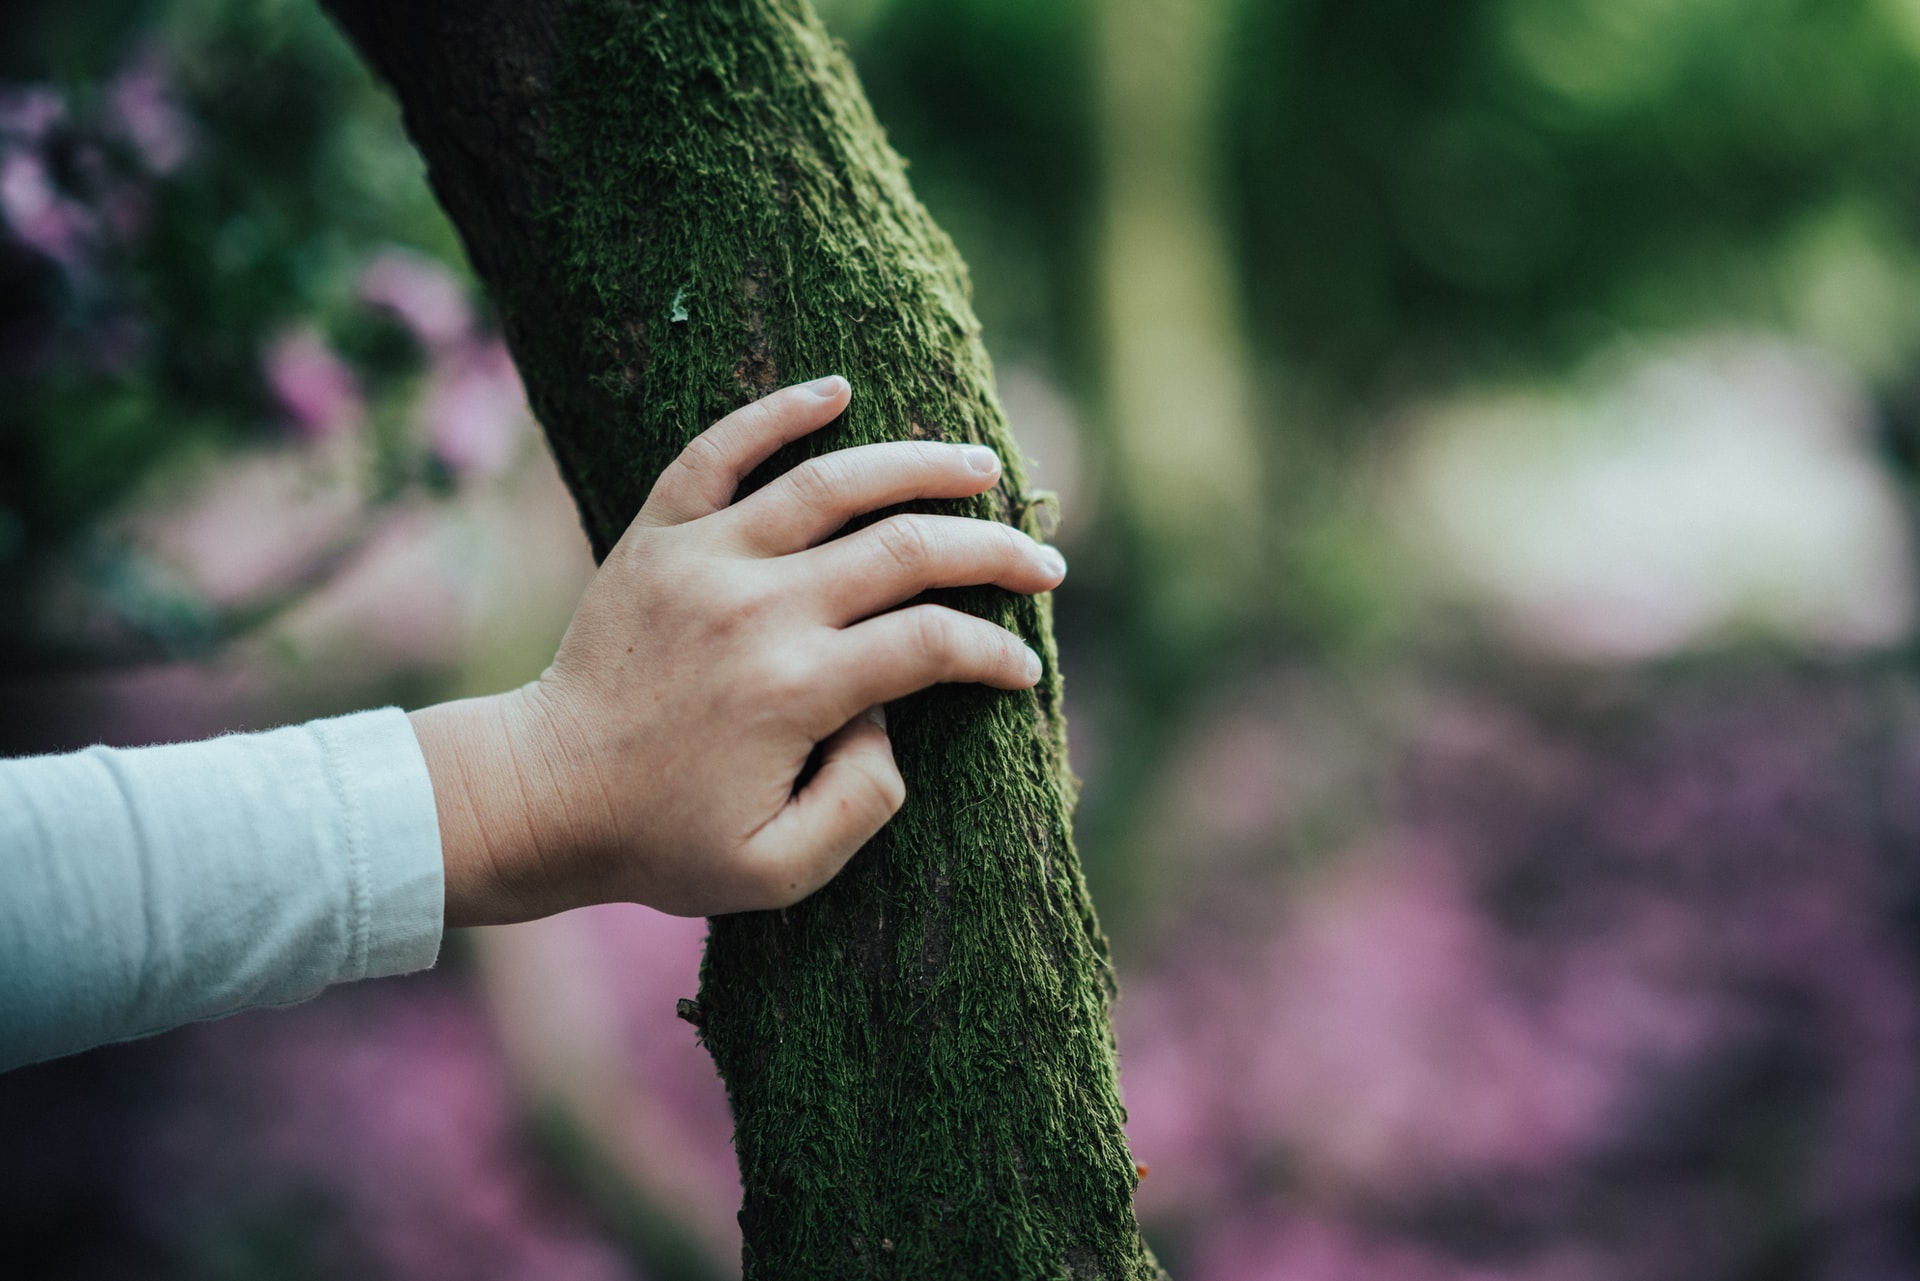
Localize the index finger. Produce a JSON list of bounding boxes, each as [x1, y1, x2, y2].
[[729, 439, 1005, 554], [636, 376, 851, 527]]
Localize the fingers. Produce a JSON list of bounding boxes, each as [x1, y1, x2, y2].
[[798, 513, 1066, 624], [831, 604, 1042, 714], [729, 439, 1006, 554], [741, 707, 903, 908], [638, 376, 852, 527]]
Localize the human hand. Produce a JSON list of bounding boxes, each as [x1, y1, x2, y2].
[[410, 375, 1065, 926]]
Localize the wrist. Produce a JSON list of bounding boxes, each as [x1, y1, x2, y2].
[[410, 690, 547, 928]]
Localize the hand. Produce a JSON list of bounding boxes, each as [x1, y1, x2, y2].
[[410, 375, 1065, 926]]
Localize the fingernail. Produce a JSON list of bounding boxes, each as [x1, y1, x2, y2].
[[1024, 647, 1043, 683], [963, 445, 1000, 475], [806, 374, 848, 398], [1038, 546, 1066, 579], [866, 704, 888, 730]]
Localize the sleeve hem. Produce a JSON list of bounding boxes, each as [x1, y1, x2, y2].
[[313, 708, 445, 980]]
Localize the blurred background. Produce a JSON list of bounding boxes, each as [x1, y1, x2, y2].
[[5, 0, 1920, 1276]]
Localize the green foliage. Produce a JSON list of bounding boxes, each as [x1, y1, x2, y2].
[[0, 0, 460, 560], [1224, 0, 1920, 397], [832, 0, 1920, 408], [842, 0, 1097, 375]]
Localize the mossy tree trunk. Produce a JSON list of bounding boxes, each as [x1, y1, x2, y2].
[[320, 1, 1161, 1276]]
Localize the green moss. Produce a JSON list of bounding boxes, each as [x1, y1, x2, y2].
[[542, 1, 1159, 1275]]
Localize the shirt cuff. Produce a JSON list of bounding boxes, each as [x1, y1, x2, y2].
[[312, 707, 445, 981]]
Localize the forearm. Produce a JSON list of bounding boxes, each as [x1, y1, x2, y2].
[[0, 709, 443, 1071]]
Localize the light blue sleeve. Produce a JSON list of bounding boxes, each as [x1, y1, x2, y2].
[[0, 706, 444, 1071]]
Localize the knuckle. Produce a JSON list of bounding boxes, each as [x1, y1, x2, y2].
[[910, 608, 962, 667], [876, 515, 934, 572], [755, 649, 817, 703], [677, 430, 730, 483], [989, 521, 1034, 563], [709, 598, 757, 640], [789, 455, 847, 508], [975, 622, 1020, 678], [997, 627, 1029, 673], [730, 396, 780, 435], [705, 575, 773, 635], [910, 440, 954, 472]]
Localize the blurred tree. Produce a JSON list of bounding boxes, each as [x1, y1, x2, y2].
[[1223, 0, 1920, 407], [1095, 0, 1263, 635], [320, 0, 1160, 1277]]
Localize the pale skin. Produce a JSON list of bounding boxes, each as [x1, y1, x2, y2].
[[409, 375, 1066, 928]]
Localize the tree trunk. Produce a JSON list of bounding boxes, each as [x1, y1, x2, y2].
[[319, 1, 1161, 1276]]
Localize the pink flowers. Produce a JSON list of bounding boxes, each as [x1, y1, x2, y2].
[[258, 249, 530, 474], [263, 326, 366, 439], [1118, 842, 1670, 1214], [0, 49, 190, 274], [421, 339, 529, 477], [107, 47, 193, 177], [1111, 674, 1920, 1281], [358, 248, 530, 476], [0, 140, 89, 268], [359, 249, 474, 353], [132, 979, 638, 1281]]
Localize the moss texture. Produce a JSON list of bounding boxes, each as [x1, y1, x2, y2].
[[325, 0, 1160, 1274]]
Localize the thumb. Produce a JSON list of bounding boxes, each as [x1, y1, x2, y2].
[[745, 707, 904, 906]]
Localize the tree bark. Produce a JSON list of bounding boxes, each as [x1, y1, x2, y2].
[[319, 1, 1160, 1276]]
